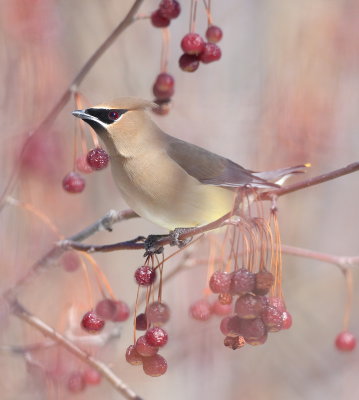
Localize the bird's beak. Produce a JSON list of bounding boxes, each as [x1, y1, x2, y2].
[[72, 109, 89, 120]]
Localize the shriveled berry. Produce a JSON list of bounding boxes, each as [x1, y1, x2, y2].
[[136, 313, 148, 330], [154, 73, 175, 91], [135, 335, 159, 357], [231, 268, 255, 295], [159, 0, 180, 19], [245, 332, 268, 346], [281, 311, 293, 330], [62, 171, 85, 193], [61, 251, 81, 272], [81, 311, 105, 334], [335, 331, 356, 352], [261, 306, 283, 332], [254, 270, 275, 295], [151, 9, 170, 28], [189, 299, 212, 321], [86, 147, 109, 170], [199, 42, 222, 63], [83, 368, 102, 385], [146, 302, 170, 324], [95, 298, 117, 320], [67, 372, 86, 393], [267, 297, 286, 313], [224, 335, 245, 350], [205, 25, 223, 43], [142, 354, 167, 377], [240, 318, 266, 341], [112, 300, 130, 322], [135, 266, 156, 286], [145, 327, 168, 347], [235, 294, 266, 319], [218, 292, 232, 305], [125, 345, 143, 365], [211, 299, 232, 316], [76, 155, 93, 174], [209, 271, 232, 294], [181, 33, 205, 55], [179, 53, 200, 72]]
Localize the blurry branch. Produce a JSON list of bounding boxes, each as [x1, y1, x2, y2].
[[12, 300, 143, 400], [0, 0, 144, 209]]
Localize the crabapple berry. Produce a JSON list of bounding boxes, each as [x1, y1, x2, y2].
[[211, 299, 232, 316], [112, 300, 130, 322], [75, 155, 93, 174], [83, 368, 102, 385], [281, 311, 293, 330], [146, 301, 170, 324], [205, 25, 223, 43], [61, 251, 81, 272], [135, 335, 159, 357], [235, 294, 266, 319], [154, 73, 175, 92], [261, 306, 283, 332], [254, 270, 275, 295], [86, 147, 109, 170], [159, 0, 181, 19], [181, 33, 205, 55], [142, 354, 168, 377], [179, 54, 200, 72], [81, 311, 105, 334], [151, 9, 170, 28], [135, 266, 156, 286], [209, 271, 232, 294], [189, 299, 212, 321], [145, 327, 168, 347], [136, 313, 148, 330], [199, 42, 222, 63], [335, 331, 356, 352], [230, 268, 255, 295], [62, 171, 85, 193], [126, 345, 143, 365], [67, 372, 86, 393]]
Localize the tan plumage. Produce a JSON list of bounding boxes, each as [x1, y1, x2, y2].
[[72, 97, 305, 230]]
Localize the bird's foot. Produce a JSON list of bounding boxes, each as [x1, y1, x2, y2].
[[169, 227, 195, 248], [144, 234, 166, 256]]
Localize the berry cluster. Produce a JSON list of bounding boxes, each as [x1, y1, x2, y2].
[[151, 0, 181, 28], [67, 369, 102, 394], [179, 27, 223, 72], [62, 147, 109, 194]]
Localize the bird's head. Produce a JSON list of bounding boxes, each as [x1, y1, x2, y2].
[[72, 97, 157, 156]]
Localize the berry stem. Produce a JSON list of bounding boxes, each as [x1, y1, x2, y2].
[[343, 269, 353, 331], [202, 0, 213, 25], [79, 254, 95, 308], [189, 0, 199, 33], [133, 285, 140, 343], [160, 27, 170, 73]]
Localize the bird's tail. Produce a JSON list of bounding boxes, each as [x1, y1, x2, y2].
[[253, 163, 311, 186]]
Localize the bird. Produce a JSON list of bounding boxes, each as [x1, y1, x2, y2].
[[72, 97, 306, 231]]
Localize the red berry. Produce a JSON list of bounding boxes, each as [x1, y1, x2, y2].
[[145, 327, 168, 347], [335, 331, 356, 352], [67, 372, 86, 393], [146, 302, 170, 324], [61, 251, 81, 272], [179, 53, 200, 72], [181, 33, 205, 55], [62, 171, 85, 193], [205, 25, 223, 43], [83, 368, 102, 385], [224, 335, 245, 350], [254, 270, 275, 295], [220, 315, 242, 337], [135, 335, 159, 357], [81, 311, 105, 334], [281, 311, 293, 330], [267, 297, 286, 313], [86, 147, 109, 170], [199, 43, 222, 63], [135, 266, 156, 286], [95, 299, 117, 320], [211, 299, 232, 316], [125, 345, 143, 365], [240, 318, 266, 341], [154, 73, 175, 91], [142, 354, 168, 377], [235, 294, 266, 319], [209, 271, 232, 294], [152, 85, 174, 100], [261, 306, 283, 332], [151, 9, 170, 28], [76, 155, 93, 174], [230, 268, 255, 295], [189, 299, 212, 321], [159, 0, 181, 19], [112, 300, 130, 322], [136, 313, 148, 330]]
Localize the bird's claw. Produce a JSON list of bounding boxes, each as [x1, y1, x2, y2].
[[144, 235, 165, 256], [169, 228, 193, 248]]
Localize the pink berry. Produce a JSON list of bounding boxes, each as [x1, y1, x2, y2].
[[159, 0, 181, 19], [154, 73, 175, 91], [76, 155, 93, 174], [240, 318, 266, 341], [81, 311, 105, 334], [189, 299, 212, 321], [61, 251, 81, 272], [67, 372, 86, 393], [135, 335, 159, 357], [211, 299, 232, 316], [145, 327, 168, 347], [112, 300, 130, 322], [230, 268, 255, 295], [181, 33, 205, 55], [135, 265, 156, 286], [281, 311, 293, 330], [220, 315, 242, 337], [83, 368, 102, 385], [95, 299, 117, 320], [335, 331, 356, 352], [146, 301, 170, 324], [267, 297, 286, 313], [62, 171, 85, 193], [86, 147, 109, 170], [199, 42, 222, 63], [235, 294, 266, 319], [179, 53, 200, 72], [261, 306, 283, 332], [136, 313, 148, 330], [125, 344, 143, 365], [209, 271, 232, 294], [142, 354, 167, 377], [151, 9, 170, 28], [152, 85, 174, 100], [205, 25, 223, 43]]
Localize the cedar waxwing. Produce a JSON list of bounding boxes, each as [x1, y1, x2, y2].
[[72, 98, 306, 230]]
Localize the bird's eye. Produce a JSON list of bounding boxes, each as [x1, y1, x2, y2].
[[108, 110, 120, 121]]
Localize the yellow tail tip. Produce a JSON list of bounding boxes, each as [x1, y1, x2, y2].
[[304, 163, 312, 168]]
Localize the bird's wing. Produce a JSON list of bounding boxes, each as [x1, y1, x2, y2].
[[165, 136, 278, 188]]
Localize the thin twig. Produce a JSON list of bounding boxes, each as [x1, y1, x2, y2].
[[12, 300, 143, 400]]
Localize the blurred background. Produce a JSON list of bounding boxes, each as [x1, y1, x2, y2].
[[0, 0, 358, 399]]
